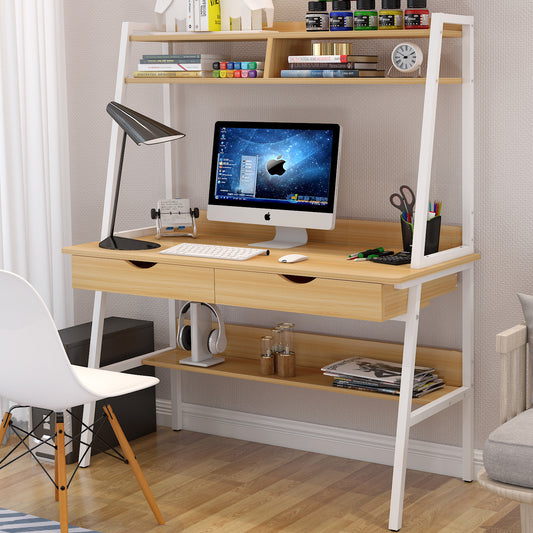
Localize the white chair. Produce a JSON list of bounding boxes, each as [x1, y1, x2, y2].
[[0, 270, 164, 532], [477, 323, 533, 532]]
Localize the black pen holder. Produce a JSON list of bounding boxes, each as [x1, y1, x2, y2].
[[400, 215, 441, 255]]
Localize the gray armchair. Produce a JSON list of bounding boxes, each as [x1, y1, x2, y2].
[[477, 323, 533, 532]]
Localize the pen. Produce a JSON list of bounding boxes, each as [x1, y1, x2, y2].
[[347, 247, 385, 260], [350, 251, 393, 261]]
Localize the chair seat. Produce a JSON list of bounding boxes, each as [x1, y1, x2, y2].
[[478, 468, 533, 505], [72, 365, 159, 400], [483, 408, 533, 489]]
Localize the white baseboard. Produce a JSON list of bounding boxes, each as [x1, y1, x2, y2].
[[155, 399, 483, 478]]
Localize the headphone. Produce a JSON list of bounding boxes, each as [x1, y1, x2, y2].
[[177, 302, 227, 355]]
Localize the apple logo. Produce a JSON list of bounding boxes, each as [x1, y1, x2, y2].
[[266, 155, 286, 176], [264, 212, 271, 221]]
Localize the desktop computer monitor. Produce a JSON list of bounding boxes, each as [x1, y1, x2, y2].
[[207, 120, 341, 249]]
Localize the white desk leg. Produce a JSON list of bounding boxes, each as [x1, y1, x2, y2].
[[388, 284, 422, 531], [168, 299, 183, 430], [79, 291, 107, 468], [461, 267, 474, 481], [171, 369, 183, 430]]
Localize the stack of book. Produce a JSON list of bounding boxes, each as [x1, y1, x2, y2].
[[321, 356, 444, 397], [281, 54, 384, 78], [133, 53, 225, 78]]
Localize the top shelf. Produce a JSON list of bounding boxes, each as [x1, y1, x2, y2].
[[129, 22, 463, 43], [126, 21, 464, 85]]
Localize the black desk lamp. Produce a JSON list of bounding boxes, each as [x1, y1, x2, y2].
[[99, 101, 185, 250]]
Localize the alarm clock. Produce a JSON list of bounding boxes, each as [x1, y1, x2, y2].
[[391, 42, 423, 74]]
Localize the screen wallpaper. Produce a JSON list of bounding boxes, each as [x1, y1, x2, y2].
[[213, 125, 336, 208]]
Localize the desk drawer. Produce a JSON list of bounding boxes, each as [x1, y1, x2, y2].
[[215, 270, 405, 321], [215, 270, 457, 321], [71, 256, 214, 301]]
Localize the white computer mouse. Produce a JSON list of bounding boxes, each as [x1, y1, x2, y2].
[[278, 254, 308, 263]]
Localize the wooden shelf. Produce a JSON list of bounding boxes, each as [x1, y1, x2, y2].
[[126, 77, 462, 85], [129, 23, 463, 43], [144, 349, 458, 406], [142, 323, 464, 407], [126, 21, 463, 86]]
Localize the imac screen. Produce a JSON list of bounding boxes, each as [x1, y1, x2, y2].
[[207, 121, 341, 248]]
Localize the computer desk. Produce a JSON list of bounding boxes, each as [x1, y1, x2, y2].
[[63, 213, 480, 530]]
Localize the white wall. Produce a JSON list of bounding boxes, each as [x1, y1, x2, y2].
[[64, 0, 532, 452]]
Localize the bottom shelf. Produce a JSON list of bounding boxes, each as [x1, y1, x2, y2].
[[142, 323, 463, 406]]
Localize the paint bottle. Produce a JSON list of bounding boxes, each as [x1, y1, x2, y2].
[[404, 0, 429, 29], [330, 0, 354, 31], [354, 0, 378, 30], [306, 1, 330, 31], [379, 0, 403, 29]]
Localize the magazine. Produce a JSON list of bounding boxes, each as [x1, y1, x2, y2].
[[326, 373, 441, 390], [332, 376, 445, 398], [321, 356, 435, 385]]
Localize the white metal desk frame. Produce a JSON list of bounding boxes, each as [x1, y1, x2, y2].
[[78, 14, 474, 532]]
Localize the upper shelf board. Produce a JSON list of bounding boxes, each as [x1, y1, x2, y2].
[[129, 22, 463, 43], [126, 77, 462, 85]]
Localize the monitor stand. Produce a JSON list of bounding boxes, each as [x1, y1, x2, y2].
[[250, 226, 308, 249]]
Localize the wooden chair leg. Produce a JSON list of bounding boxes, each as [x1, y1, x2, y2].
[[55, 441, 59, 502], [0, 412, 11, 446], [103, 404, 165, 525], [55, 412, 69, 533]]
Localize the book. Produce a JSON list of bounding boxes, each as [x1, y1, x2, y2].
[[288, 54, 379, 64], [193, 0, 200, 31], [137, 63, 202, 71], [132, 71, 210, 78], [289, 62, 378, 70], [321, 356, 436, 384], [137, 63, 206, 71], [280, 70, 385, 78], [199, 0, 221, 31], [140, 54, 224, 63], [187, 0, 194, 31], [199, 0, 208, 31]]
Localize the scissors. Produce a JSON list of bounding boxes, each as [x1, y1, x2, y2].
[[390, 185, 416, 217]]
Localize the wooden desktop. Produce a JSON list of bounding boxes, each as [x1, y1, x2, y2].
[[66, 213, 473, 312]]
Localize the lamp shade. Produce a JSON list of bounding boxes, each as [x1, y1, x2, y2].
[[106, 101, 185, 145]]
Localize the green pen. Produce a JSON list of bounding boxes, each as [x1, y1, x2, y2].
[[347, 247, 385, 260], [349, 250, 394, 261]]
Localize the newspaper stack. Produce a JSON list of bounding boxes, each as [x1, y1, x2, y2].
[[321, 356, 444, 398]]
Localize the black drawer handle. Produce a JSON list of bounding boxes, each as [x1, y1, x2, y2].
[[281, 275, 315, 284], [127, 260, 157, 269]]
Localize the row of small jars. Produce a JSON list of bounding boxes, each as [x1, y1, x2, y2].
[[306, 0, 430, 32]]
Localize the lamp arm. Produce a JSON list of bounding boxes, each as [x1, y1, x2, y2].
[[108, 130, 128, 239]]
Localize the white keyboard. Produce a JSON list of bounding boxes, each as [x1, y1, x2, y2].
[[159, 242, 269, 261]]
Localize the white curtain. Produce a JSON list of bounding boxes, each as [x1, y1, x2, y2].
[[0, 0, 73, 328]]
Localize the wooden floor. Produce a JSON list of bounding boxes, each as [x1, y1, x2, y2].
[[0, 427, 520, 532]]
